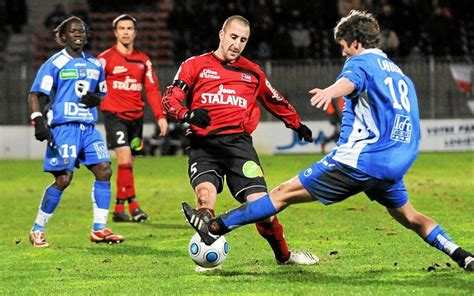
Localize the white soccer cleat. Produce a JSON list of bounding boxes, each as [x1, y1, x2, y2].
[[29, 230, 49, 248], [194, 265, 223, 273], [277, 251, 319, 265]]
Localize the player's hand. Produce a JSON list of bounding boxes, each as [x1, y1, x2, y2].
[[157, 118, 168, 137], [79, 92, 102, 108], [309, 88, 332, 110], [32, 116, 52, 142], [295, 123, 313, 142], [182, 108, 211, 128]]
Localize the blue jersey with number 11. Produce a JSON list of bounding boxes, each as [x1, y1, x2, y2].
[[30, 49, 107, 127], [328, 48, 421, 182]]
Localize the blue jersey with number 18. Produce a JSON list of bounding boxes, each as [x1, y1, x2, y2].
[[327, 48, 420, 182], [30, 49, 107, 127]]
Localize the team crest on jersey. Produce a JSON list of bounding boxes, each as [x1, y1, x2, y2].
[[60, 69, 78, 79], [78, 68, 87, 78], [390, 114, 412, 143], [241, 73, 251, 82]]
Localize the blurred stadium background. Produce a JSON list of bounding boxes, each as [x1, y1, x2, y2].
[[0, 0, 472, 156]]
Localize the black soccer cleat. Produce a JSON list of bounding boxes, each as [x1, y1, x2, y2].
[[182, 202, 218, 246], [131, 208, 148, 222], [112, 211, 131, 222]]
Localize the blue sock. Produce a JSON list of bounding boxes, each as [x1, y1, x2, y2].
[[32, 186, 63, 232], [92, 181, 111, 231], [40, 186, 63, 213], [424, 225, 459, 255], [221, 194, 277, 230]]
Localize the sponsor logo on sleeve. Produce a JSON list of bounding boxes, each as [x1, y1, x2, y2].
[[40, 75, 54, 91]]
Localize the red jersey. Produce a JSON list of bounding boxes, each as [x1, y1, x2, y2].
[[97, 45, 165, 120], [162, 52, 301, 136]]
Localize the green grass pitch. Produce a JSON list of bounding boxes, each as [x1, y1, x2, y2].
[[0, 153, 473, 294]]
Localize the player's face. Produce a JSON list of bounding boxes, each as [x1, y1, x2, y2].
[[218, 21, 250, 63], [338, 39, 363, 58], [64, 20, 86, 51], [114, 20, 137, 46]]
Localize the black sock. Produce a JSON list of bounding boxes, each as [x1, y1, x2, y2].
[[116, 199, 125, 205], [209, 217, 230, 235], [127, 196, 136, 204]]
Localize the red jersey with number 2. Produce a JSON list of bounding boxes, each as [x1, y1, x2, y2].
[[98, 45, 165, 120]]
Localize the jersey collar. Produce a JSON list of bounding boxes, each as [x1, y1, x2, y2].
[[360, 48, 387, 58], [61, 48, 85, 59]]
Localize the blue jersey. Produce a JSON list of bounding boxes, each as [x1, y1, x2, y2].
[[30, 49, 107, 126], [327, 49, 421, 182]]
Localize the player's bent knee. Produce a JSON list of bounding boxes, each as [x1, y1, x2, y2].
[[54, 175, 72, 190], [90, 162, 112, 181]]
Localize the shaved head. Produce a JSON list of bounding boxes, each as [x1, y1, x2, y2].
[[222, 15, 250, 33]]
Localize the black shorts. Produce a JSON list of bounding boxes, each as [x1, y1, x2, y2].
[[187, 133, 267, 203], [103, 111, 144, 155]]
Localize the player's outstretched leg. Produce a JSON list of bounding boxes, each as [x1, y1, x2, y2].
[[277, 251, 320, 265], [182, 202, 220, 245], [255, 217, 319, 265]]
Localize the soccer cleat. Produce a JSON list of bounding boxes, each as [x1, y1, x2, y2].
[[277, 251, 319, 265], [464, 256, 474, 272], [182, 202, 218, 246], [195, 265, 222, 273], [29, 230, 49, 248], [131, 208, 148, 222], [112, 211, 131, 222], [90, 228, 124, 244]]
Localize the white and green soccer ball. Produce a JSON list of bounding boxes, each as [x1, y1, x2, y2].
[[188, 233, 229, 268]]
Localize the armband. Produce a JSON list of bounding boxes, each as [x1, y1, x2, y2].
[[171, 80, 189, 92]]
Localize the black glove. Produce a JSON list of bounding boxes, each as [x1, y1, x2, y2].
[[33, 116, 52, 142], [295, 123, 313, 142], [182, 108, 211, 128], [79, 92, 102, 108]]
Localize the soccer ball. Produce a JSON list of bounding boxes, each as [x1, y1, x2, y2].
[[188, 233, 229, 268]]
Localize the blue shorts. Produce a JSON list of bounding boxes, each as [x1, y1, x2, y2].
[[298, 158, 408, 208], [44, 123, 110, 172]]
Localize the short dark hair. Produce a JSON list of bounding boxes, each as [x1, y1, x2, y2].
[[334, 10, 380, 48], [113, 14, 137, 29], [53, 16, 90, 46]]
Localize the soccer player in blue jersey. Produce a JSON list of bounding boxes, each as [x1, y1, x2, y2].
[[28, 16, 124, 247], [182, 10, 473, 271]]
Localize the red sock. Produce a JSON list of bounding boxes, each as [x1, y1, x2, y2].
[[255, 216, 290, 262], [114, 203, 125, 213], [117, 164, 135, 199], [128, 198, 140, 213]]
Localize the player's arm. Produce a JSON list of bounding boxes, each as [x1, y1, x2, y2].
[[258, 76, 313, 142], [142, 58, 168, 136], [309, 78, 355, 110], [28, 92, 51, 142], [161, 62, 210, 128]]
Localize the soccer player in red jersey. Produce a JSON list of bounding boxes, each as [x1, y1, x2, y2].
[[98, 14, 168, 222], [162, 15, 318, 270]]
